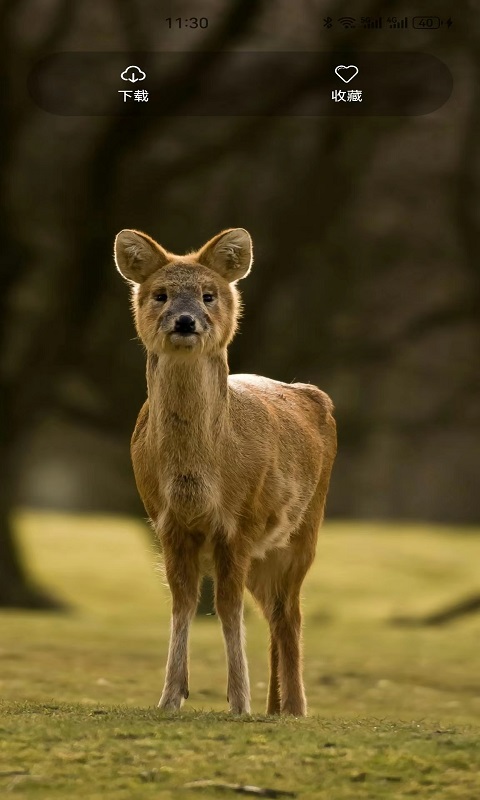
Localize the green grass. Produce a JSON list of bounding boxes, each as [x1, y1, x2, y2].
[[1, 513, 480, 798]]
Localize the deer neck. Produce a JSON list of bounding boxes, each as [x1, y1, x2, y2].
[[146, 350, 229, 472]]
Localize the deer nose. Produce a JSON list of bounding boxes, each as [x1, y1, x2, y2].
[[174, 314, 196, 334]]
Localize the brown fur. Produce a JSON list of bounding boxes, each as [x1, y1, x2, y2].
[[114, 227, 337, 716]]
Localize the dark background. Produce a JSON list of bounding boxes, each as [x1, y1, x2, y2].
[[1, 0, 478, 607]]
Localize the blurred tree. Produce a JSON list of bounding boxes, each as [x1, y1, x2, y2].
[[0, 0, 78, 607], [0, 0, 269, 606]]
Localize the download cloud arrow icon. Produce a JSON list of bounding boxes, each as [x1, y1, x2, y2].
[[121, 66, 146, 83]]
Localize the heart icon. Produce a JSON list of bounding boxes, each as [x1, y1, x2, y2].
[[335, 65, 359, 83]]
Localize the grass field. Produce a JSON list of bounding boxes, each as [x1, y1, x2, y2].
[[1, 513, 480, 798]]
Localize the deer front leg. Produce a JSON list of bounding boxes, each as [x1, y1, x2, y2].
[[158, 530, 201, 710], [214, 538, 250, 714]]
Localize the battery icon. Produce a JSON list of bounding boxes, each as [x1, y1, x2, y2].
[[413, 16, 440, 29]]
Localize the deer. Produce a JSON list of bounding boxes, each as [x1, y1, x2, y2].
[[114, 227, 336, 716]]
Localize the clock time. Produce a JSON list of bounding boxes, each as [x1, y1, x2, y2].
[[165, 17, 209, 29]]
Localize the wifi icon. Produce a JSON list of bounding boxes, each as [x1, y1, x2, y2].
[[338, 16, 356, 28]]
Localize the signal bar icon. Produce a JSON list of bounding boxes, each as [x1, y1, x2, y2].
[[361, 16, 382, 29], [387, 16, 408, 29]]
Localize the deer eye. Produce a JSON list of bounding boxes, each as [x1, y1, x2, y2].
[[153, 293, 167, 302], [203, 293, 215, 303]]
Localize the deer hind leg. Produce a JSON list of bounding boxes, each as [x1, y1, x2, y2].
[[246, 565, 281, 714], [248, 560, 305, 715], [250, 583, 309, 717], [272, 589, 306, 716], [248, 514, 320, 716], [214, 537, 251, 714], [158, 529, 201, 711], [266, 635, 281, 714], [274, 488, 329, 715]]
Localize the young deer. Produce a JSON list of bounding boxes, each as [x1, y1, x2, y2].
[[114, 227, 336, 716]]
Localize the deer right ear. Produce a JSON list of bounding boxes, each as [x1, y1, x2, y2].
[[114, 230, 169, 283]]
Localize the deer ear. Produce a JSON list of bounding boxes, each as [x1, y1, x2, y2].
[[114, 229, 169, 283], [197, 228, 253, 282]]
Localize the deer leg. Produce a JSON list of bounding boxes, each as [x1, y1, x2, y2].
[[214, 539, 250, 714], [271, 505, 323, 716], [266, 633, 281, 714], [158, 531, 201, 710], [272, 593, 306, 716], [246, 558, 282, 715]]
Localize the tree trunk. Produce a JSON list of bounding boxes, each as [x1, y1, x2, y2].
[[0, 446, 65, 609]]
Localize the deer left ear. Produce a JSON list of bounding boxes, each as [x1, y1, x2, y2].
[[197, 228, 253, 282]]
